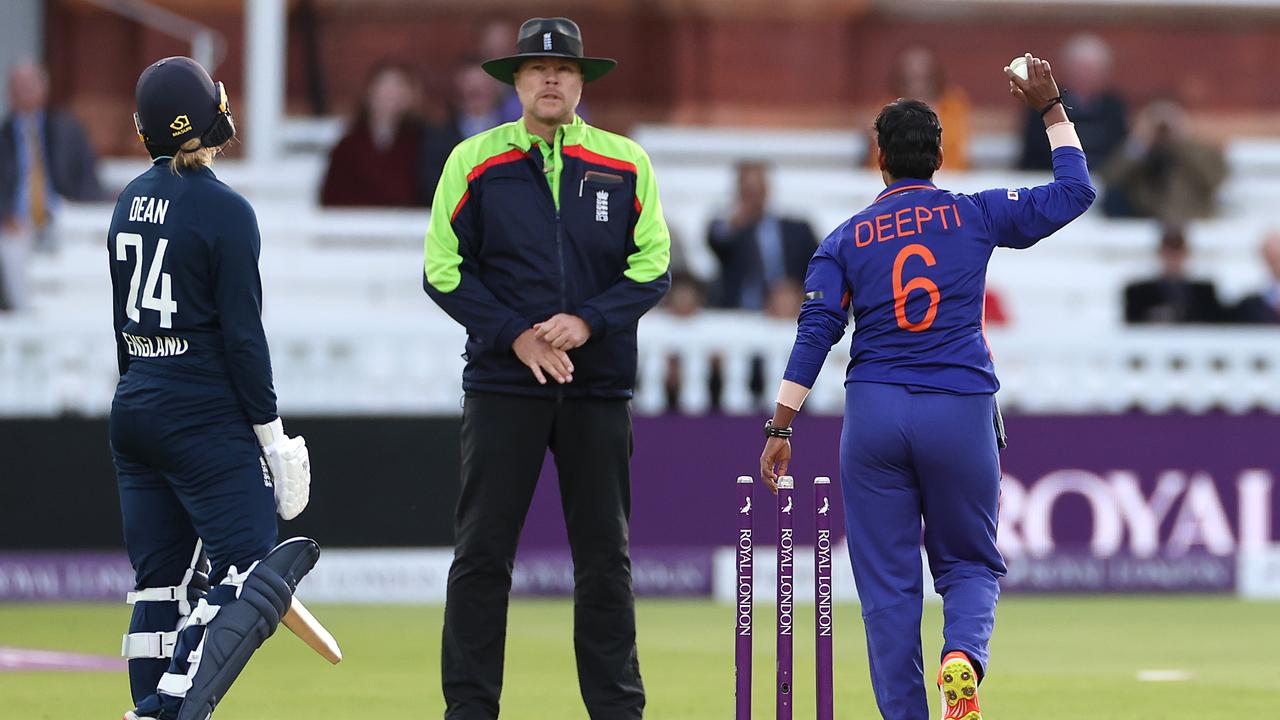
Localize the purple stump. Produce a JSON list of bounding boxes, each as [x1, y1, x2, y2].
[[736, 475, 754, 720], [776, 476, 794, 720], [814, 476, 834, 720]]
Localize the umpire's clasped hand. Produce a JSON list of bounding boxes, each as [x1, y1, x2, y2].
[[513, 328, 575, 385], [534, 313, 592, 351]]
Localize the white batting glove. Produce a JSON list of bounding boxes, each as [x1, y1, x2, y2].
[[253, 418, 312, 520]]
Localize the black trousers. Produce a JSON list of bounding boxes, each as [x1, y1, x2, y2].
[[442, 393, 645, 719]]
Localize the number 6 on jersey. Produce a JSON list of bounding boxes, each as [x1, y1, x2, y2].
[[892, 243, 940, 332], [115, 232, 179, 328]]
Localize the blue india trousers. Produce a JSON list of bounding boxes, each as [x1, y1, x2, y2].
[[840, 381, 1006, 720]]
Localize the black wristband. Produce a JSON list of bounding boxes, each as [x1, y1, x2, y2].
[[764, 419, 793, 438], [1039, 96, 1066, 117]]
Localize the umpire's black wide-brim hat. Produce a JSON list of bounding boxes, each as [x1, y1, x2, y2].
[[482, 17, 616, 85]]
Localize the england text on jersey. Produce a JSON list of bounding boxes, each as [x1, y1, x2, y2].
[[121, 332, 189, 358]]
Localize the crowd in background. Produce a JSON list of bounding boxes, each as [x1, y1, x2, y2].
[[306, 26, 1267, 335], [1125, 225, 1280, 324], [1, 26, 1276, 334], [0, 60, 105, 311]]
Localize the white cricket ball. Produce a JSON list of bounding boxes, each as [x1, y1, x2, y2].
[[1009, 55, 1030, 80]]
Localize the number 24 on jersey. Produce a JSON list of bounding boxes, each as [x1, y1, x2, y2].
[[115, 232, 179, 329]]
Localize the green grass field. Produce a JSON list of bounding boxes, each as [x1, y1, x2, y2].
[[1, 597, 1274, 718]]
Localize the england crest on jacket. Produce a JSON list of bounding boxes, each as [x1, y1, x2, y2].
[[595, 190, 609, 222]]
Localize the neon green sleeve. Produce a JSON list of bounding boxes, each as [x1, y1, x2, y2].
[[626, 148, 671, 283], [423, 148, 470, 293]]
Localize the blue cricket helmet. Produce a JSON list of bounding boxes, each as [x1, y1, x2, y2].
[[133, 56, 235, 155]]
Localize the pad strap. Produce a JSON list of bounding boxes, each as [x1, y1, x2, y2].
[[122, 630, 180, 659], [126, 539, 207, 616], [128, 586, 182, 604]]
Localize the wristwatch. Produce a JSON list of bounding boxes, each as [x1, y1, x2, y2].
[[764, 419, 793, 438]]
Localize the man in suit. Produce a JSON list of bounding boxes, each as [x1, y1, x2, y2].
[[707, 160, 818, 309], [416, 58, 507, 207], [1124, 225, 1224, 324], [0, 61, 103, 308], [1016, 34, 1127, 173], [1233, 230, 1280, 324]]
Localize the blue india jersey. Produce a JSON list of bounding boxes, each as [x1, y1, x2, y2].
[[783, 146, 1094, 395]]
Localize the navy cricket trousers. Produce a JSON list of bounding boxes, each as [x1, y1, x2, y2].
[[109, 369, 277, 704], [840, 381, 1006, 720]]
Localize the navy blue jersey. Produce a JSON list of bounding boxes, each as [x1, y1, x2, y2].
[[107, 159, 277, 424], [784, 146, 1095, 394]]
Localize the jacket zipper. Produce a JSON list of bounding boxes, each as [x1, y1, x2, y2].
[[555, 133, 568, 402]]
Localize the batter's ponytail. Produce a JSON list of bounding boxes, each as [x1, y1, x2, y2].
[[170, 137, 223, 175]]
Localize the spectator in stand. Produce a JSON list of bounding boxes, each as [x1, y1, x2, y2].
[[478, 19, 525, 122], [869, 46, 971, 170], [763, 277, 804, 321], [661, 270, 706, 319], [416, 59, 509, 206], [1017, 33, 1127, 173], [451, 59, 506, 139], [707, 160, 818, 310], [320, 62, 427, 207], [1103, 97, 1226, 223], [1124, 225, 1225, 324], [1, 60, 104, 309], [1232, 230, 1280, 324]]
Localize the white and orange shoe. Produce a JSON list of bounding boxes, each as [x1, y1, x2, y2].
[[938, 650, 982, 720]]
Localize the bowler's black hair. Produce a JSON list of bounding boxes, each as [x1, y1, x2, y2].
[[873, 99, 943, 180]]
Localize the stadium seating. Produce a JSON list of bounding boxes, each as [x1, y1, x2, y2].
[[3, 127, 1278, 417]]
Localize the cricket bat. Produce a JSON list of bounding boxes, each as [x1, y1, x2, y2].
[[282, 597, 343, 665]]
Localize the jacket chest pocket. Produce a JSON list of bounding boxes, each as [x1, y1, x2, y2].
[[568, 172, 633, 256]]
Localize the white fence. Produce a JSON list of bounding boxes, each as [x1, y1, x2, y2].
[[2, 309, 1278, 417]]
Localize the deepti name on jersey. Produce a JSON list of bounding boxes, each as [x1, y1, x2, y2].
[[852, 202, 963, 248]]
